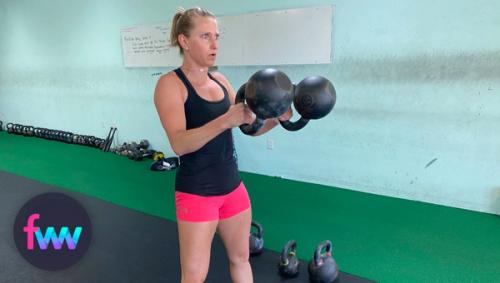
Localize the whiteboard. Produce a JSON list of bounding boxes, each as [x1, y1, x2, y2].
[[121, 5, 332, 67], [121, 24, 181, 67]]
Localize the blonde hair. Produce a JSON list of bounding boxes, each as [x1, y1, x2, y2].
[[170, 7, 216, 55]]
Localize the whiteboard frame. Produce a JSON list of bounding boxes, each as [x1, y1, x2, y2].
[[120, 5, 333, 67]]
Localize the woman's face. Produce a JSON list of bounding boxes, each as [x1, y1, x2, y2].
[[182, 16, 219, 67]]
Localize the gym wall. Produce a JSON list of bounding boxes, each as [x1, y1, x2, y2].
[[0, 0, 499, 214]]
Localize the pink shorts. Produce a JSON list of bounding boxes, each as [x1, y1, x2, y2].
[[175, 182, 251, 222]]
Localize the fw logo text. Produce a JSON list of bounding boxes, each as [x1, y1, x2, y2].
[[23, 213, 83, 250]]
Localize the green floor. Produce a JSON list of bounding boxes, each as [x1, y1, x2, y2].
[[1, 131, 499, 282]]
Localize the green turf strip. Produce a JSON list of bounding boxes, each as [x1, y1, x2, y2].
[[1, 132, 499, 282]]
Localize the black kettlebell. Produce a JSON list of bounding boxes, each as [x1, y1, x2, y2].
[[278, 240, 300, 278], [6, 123, 14, 133], [280, 76, 336, 131], [308, 240, 339, 283], [236, 68, 294, 135], [249, 221, 264, 256]]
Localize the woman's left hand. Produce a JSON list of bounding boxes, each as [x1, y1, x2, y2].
[[278, 107, 293, 122]]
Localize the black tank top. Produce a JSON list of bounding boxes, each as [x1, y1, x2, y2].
[[174, 68, 241, 196]]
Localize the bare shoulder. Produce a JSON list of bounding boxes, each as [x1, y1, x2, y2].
[[211, 71, 237, 93], [154, 71, 185, 103], [210, 71, 230, 85], [156, 71, 179, 90]]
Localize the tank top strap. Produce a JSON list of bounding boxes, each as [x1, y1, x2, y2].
[[208, 72, 229, 98], [174, 68, 197, 96]]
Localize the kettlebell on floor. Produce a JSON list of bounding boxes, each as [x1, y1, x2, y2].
[[249, 221, 264, 256], [278, 240, 300, 278], [308, 240, 339, 283]]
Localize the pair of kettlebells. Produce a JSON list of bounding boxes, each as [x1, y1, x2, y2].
[[278, 240, 339, 283], [236, 68, 336, 135]]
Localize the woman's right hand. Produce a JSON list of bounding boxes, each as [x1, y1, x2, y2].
[[225, 103, 255, 128]]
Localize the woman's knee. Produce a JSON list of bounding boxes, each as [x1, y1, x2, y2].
[[181, 264, 209, 283], [228, 249, 250, 266]]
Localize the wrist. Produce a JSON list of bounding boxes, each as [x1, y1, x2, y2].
[[270, 118, 280, 126], [218, 113, 233, 130]]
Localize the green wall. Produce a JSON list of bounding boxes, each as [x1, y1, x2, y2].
[[1, 0, 499, 214]]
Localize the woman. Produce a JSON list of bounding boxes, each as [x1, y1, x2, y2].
[[154, 7, 290, 283]]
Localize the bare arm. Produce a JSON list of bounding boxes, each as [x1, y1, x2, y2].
[[154, 73, 252, 156]]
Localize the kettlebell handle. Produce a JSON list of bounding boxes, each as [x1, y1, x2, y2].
[[280, 240, 297, 265], [251, 221, 263, 238], [235, 83, 264, 135], [279, 118, 310, 131], [278, 84, 309, 131], [313, 240, 332, 266]]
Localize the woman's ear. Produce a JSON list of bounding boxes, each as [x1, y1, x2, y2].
[[178, 34, 189, 51]]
